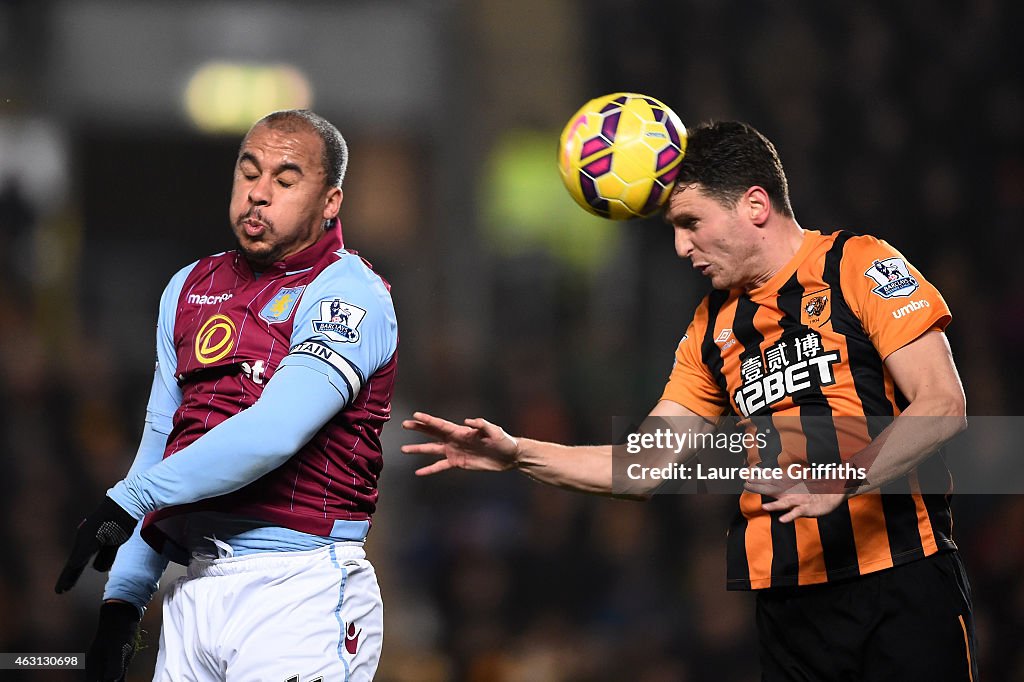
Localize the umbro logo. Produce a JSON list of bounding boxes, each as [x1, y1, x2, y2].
[[715, 328, 736, 351]]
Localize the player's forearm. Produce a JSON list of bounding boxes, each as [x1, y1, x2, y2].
[[109, 364, 346, 518], [514, 438, 618, 494], [103, 524, 168, 611], [848, 394, 966, 494], [512, 412, 709, 496], [102, 417, 173, 608]]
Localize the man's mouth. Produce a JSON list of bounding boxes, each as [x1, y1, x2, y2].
[[242, 218, 266, 237]]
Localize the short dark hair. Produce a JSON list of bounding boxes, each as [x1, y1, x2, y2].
[[247, 109, 348, 188], [672, 121, 793, 217]]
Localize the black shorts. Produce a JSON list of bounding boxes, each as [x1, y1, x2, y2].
[[755, 551, 978, 682]]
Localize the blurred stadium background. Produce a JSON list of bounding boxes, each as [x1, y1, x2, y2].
[[1, 1, 1021, 680]]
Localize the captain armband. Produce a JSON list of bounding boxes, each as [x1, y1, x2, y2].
[[288, 340, 364, 398]]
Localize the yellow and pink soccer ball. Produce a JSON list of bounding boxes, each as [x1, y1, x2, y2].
[[558, 93, 687, 220]]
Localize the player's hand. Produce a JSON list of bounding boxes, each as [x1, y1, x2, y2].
[[402, 411, 520, 476], [86, 601, 142, 682], [55, 497, 137, 594], [760, 490, 848, 523], [744, 476, 850, 523]]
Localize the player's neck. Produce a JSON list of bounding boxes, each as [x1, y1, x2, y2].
[[745, 219, 805, 290]]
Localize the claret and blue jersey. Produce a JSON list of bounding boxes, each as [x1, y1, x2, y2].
[[103, 221, 397, 607]]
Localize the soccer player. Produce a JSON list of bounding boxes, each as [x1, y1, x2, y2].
[[54, 110, 397, 681], [403, 122, 979, 681]]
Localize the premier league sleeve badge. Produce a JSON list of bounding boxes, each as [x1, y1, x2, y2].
[[312, 298, 367, 343], [864, 257, 919, 299]]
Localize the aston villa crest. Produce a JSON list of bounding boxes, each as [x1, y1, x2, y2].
[[260, 286, 305, 324]]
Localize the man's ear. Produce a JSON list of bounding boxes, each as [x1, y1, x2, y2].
[[744, 186, 771, 226], [324, 187, 343, 220]]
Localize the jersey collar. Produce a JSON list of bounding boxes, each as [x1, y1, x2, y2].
[[233, 218, 345, 278], [747, 229, 821, 301]]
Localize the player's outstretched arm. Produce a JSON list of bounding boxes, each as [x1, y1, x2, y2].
[[403, 400, 709, 495], [403, 411, 617, 494]]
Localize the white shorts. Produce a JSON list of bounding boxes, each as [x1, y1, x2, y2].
[[154, 543, 382, 682]]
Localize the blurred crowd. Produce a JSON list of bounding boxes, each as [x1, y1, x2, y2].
[[1, 1, 1022, 680]]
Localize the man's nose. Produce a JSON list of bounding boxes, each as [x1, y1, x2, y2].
[[248, 175, 272, 205], [674, 228, 693, 258]]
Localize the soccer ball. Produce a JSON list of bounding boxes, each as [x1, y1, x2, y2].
[[558, 93, 686, 220]]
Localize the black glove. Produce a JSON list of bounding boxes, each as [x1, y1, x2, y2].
[[55, 496, 138, 594], [86, 601, 142, 682]]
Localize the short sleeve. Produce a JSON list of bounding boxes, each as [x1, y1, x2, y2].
[[839, 235, 951, 360], [659, 300, 729, 417], [279, 254, 398, 402]]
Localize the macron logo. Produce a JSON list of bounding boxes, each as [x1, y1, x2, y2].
[[891, 299, 931, 319], [345, 622, 361, 655], [188, 293, 234, 305]]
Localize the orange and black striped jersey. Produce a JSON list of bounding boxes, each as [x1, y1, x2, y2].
[[661, 229, 956, 590]]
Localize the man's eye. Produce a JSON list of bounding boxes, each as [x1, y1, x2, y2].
[[277, 180, 293, 188]]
